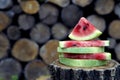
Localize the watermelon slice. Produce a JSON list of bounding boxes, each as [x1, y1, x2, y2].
[[59, 52, 111, 60], [59, 40, 109, 48], [59, 57, 107, 67], [57, 47, 104, 53], [69, 17, 102, 40]]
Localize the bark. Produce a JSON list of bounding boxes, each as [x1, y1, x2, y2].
[[49, 59, 120, 80]]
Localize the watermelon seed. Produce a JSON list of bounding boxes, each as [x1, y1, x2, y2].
[[83, 26, 87, 30]]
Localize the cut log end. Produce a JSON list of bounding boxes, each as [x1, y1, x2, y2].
[[48, 59, 120, 80]]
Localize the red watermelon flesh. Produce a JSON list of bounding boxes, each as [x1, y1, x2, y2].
[[59, 40, 109, 48], [62, 53, 111, 60], [69, 17, 102, 40]]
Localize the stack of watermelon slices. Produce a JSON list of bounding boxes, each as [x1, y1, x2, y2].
[[57, 17, 111, 67]]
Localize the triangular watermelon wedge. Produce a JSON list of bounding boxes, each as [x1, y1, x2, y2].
[[69, 17, 102, 40]]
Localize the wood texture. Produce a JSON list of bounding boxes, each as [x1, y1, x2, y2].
[[36, 75, 51, 80], [46, 0, 70, 7], [18, 14, 35, 30], [49, 59, 120, 80], [40, 40, 59, 64], [19, 0, 40, 14], [72, 0, 93, 7], [114, 3, 120, 18], [107, 37, 117, 49], [24, 60, 50, 80], [39, 3, 59, 25], [87, 15, 106, 32], [0, 12, 11, 31], [0, 58, 22, 80], [0, 33, 9, 59], [115, 43, 120, 61], [0, 0, 13, 9], [51, 23, 68, 40], [7, 25, 21, 40], [30, 23, 50, 44], [109, 20, 120, 39], [61, 4, 83, 27], [12, 38, 39, 62], [95, 0, 115, 15]]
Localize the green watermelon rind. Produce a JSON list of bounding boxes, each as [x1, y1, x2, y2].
[[59, 40, 109, 48], [59, 57, 108, 67], [69, 29, 102, 41], [59, 52, 111, 60], [57, 47, 104, 53]]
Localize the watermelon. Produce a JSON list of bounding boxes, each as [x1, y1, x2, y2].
[[57, 47, 104, 53], [59, 57, 108, 67], [59, 40, 109, 48], [59, 52, 111, 60], [69, 17, 102, 40]]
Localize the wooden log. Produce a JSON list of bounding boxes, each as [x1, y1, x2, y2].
[[51, 23, 68, 40], [5, 10, 15, 18], [12, 38, 39, 62], [61, 4, 83, 27], [0, 33, 9, 59], [0, 58, 22, 80], [72, 0, 93, 7], [46, 0, 70, 7], [30, 23, 50, 44], [7, 26, 21, 40], [11, 5, 22, 14], [18, 14, 35, 30], [39, 3, 59, 25], [40, 40, 59, 64], [115, 43, 120, 61], [95, 0, 115, 15], [19, 0, 40, 14], [24, 60, 50, 80], [87, 15, 106, 32], [48, 59, 120, 80], [0, 0, 13, 9], [107, 37, 116, 49], [0, 12, 11, 31], [108, 20, 120, 39]]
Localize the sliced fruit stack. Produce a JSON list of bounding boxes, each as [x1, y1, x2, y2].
[[57, 17, 111, 67]]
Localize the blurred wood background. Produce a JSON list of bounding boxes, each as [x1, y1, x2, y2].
[[0, 0, 120, 80]]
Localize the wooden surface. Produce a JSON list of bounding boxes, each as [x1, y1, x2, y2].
[[49, 59, 120, 80]]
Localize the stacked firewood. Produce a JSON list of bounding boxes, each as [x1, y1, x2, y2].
[[0, 0, 120, 80]]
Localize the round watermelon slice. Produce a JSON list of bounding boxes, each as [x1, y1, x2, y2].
[[69, 17, 102, 40], [59, 40, 109, 48], [59, 52, 111, 60], [59, 57, 107, 67]]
